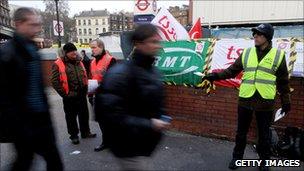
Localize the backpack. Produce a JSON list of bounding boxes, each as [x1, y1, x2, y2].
[[269, 127, 280, 157], [277, 127, 304, 161]]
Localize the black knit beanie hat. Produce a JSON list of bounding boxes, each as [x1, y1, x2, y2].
[[63, 42, 77, 53]]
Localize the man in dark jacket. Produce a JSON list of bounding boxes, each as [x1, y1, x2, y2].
[[94, 24, 170, 170], [81, 49, 91, 75], [203, 23, 291, 171], [0, 7, 63, 171], [51, 43, 96, 144]]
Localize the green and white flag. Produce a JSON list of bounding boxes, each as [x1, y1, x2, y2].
[[155, 40, 210, 86]]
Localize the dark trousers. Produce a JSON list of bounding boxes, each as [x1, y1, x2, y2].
[[12, 112, 63, 171], [63, 95, 90, 139], [98, 121, 107, 145], [89, 95, 106, 145], [233, 105, 273, 160]]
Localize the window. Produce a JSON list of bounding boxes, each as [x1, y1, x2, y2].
[[84, 39, 87, 43], [96, 28, 99, 34], [78, 29, 82, 35], [103, 28, 106, 33], [89, 38, 92, 42], [84, 29, 87, 35], [79, 39, 83, 44], [88, 19, 91, 25], [102, 19, 105, 25], [88, 28, 92, 35], [83, 20, 86, 25], [95, 19, 98, 25], [78, 20, 81, 25]]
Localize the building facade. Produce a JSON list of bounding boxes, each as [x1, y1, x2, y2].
[[0, 0, 13, 40], [192, 1, 304, 26], [168, 5, 190, 26], [75, 9, 110, 44], [109, 12, 134, 34]]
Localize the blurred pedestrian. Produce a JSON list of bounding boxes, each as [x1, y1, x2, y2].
[[202, 23, 290, 171], [89, 39, 116, 152], [81, 49, 91, 75], [0, 7, 63, 171], [51, 42, 96, 145], [94, 24, 170, 170]]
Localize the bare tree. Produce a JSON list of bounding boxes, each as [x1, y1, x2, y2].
[[41, 0, 75, 43]]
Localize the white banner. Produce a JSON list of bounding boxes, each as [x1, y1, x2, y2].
[[151, 8, 190, 41], [134, 0, 157, 16], [53, 20, 64, 36], [210, 38, 304, 87]]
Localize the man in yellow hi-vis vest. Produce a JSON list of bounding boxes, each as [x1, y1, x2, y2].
[[203, 23, 291, 171]]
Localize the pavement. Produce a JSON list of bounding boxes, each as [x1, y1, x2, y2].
[[1, 88, 303, 171]]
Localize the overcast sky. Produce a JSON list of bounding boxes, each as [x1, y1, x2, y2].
[[9, 0, 189, 16]]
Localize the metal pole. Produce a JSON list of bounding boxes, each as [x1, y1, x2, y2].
[[55, 0, 61, 47]]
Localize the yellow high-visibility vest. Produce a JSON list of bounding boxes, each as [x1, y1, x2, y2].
[[239, 47, 285, 99]]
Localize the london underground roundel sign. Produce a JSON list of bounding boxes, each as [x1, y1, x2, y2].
[[136, 0, 150, 11]]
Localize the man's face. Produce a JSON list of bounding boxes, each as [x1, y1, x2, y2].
[[90, 41, 103, 57], [136, 34, 162, 56], [15, 14, 42, 39], [66, 50, 77, 60], [253, 32, 267, 46]]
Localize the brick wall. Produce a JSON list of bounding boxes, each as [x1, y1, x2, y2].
[[42, 60, 304, 142], [165, 78, 304, 142]]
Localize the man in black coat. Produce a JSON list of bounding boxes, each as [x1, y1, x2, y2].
[[94, 24, 170, 170], [81, 49, 91, 75], [0, 7, 63, 171]]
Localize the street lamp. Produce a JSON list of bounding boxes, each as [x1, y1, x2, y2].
[[55, 0, 61, 47]]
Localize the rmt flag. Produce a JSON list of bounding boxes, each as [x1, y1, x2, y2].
[[151, 8, 190, 41]]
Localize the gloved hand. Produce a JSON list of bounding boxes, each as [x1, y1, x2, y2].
[[281, 103, 291, 114], [202, 73, 219, 82]]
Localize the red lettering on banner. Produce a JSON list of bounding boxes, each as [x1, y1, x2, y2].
[[158, 16, 169, 29], [227, 46, 235, 60], [236, 48, 244, 58], [227, 46, 244, 60], [167, 27, 175, 34], [157, 15, 177, 41]]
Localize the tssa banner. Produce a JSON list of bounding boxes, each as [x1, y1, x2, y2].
[[155, 40, 210, 85]]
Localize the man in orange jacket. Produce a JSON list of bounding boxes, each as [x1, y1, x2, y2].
[[89, 39, 116, 152], [52, 43, 96, 145]]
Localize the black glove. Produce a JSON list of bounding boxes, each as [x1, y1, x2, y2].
[[202, 73, 219, 82], [281, 103, 291, 114]]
